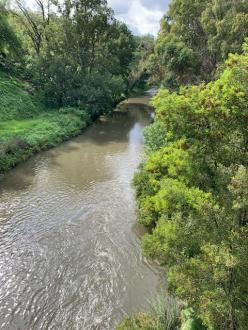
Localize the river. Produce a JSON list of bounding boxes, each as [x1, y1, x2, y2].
[[0, 97, 162, 330]]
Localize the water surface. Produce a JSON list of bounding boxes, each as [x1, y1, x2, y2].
[[0, 98, 161, 329]]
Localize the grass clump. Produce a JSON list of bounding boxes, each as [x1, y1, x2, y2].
[[117, 294, 180, 330], [117, 313, 157, 330], [117, 295, 206, 330]]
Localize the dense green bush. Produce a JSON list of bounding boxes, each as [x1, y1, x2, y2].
[[134, 46, 248, 329], [117, 295, 206, 330], [143, 121, 167, 153], [0, 72, 38, 121]]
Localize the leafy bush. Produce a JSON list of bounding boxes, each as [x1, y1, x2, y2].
[[134, 45, 248, 329], [117, 293, 180, 330], [59, 106, 91, 123], [181, 309, 206, 330], [143, 121, 167, 153]]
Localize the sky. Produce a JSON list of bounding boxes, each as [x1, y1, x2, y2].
[[25, 0, 170, 36], [108, 0, 170, 35]]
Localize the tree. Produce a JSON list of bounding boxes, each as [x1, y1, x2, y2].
[[134, 45, 248, 329], [149, 0, 248, 88], [128, 34, 154, 90], [201, 0, 248, 61], [149, 34, 199, 88], [30, 0, 134, 111], [0, 2, 22, 60], [15, 0, 53, 55]]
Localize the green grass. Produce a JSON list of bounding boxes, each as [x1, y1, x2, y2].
[[117, 294, 180, 330], [0, 73, 91, 176], [0, 71, 39, 121], [0, 112, 90, 175], [0, 113, 86, 142], [117, 296, 206, 330], [117, 313, 158, 330]]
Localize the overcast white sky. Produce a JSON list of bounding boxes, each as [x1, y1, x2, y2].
[[25, 0, 170, 35], [108, 0, 170, 35]]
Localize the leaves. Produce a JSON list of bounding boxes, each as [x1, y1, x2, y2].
[[134, 44, 248, 329]]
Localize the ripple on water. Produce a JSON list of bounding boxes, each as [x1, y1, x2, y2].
[[0, 105, 162, 330]]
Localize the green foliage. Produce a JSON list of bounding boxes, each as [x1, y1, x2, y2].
[[128, 35, 155, 91], [0, 73, 90, 174], [134, 46, 248, 329], [150, 35, 199, 88], [201, 0, 248, 61], [143, 120, 167, 153], [1, 0, 135, 115], [181, 309, 206, 330], [0, 3, 23, 74], [0, 72, 38, 121], [149, 0, 248, 87], [149, 294, 180, 329], [0, 3, 22, 60], [117, 293, 180, 330], [117, 314, 157, 330], [23, 0, 135, 112]]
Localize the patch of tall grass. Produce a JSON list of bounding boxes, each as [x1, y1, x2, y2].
[[117, 293, 180, 330], [117, 294, 206, 330]]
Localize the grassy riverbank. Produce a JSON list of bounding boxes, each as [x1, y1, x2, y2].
[[0, 73, 91, 177]]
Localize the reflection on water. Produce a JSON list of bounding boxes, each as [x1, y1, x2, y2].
[[0, 101, 162, 330]]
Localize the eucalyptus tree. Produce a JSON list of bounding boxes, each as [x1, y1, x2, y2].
[[15, 0, 54, 55], [201, 0, 248, 61], [149, 0, 248, 88]]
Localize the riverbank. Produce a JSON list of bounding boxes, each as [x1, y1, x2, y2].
[[0, 72, 154, 178], [0, 111, 91, 178], [0, 73, 91, 178]]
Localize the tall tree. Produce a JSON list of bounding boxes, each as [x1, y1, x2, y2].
[[15, 0, 53, 55], [149, 0, 248, 88], [0, 2, 22, 60], [201, 0, 248, 61], [32, 0, 134, 110]]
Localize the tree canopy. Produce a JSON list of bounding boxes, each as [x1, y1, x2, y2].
[[1, 0, 135, 114], [149, 0, 248, 89]]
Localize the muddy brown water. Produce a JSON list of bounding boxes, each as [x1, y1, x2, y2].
[[0, 97, 162, 330]]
